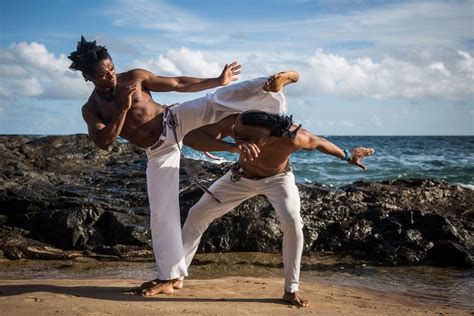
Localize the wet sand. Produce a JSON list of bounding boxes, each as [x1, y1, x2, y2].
[[0, 277, 469, 315]]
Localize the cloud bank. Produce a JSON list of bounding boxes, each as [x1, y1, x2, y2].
[[133, 46, 474, 102], [298, 49, 474, 101], [0, 42, 90, 108], [1, 42, 472, 107], [130, 47, 221, 77]]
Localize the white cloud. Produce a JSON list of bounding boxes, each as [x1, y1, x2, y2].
[[456, 50, 474, 77], [430, 62, 450, 77], [0, 41, 90, 108], [11, 77, 44, 96], [130, 47, 222, 77], [13, 42, 66, 75], [296, 49, 474, 101], [128, 46, 473, 103]]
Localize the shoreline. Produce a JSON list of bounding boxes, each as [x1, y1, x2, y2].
[[0, 277, 470, 315], [0, 253, 472, 312]]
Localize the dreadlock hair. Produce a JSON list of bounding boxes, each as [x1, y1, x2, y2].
[[68, 36, 111, 76], [240, 111, 302, 138]]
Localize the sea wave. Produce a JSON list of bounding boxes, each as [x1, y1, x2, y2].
[[457, 183, 474, 190]]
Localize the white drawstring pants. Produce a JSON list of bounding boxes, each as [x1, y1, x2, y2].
[[145, 78, 287, 280], [182, 171, 304, 293]]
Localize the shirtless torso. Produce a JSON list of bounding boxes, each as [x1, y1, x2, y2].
[[81, 58, 241, 150], [184, 113, 311, 177], [184, 112, 375, 177], [83, 70, 164, 148], [232, 124, 299, 177]]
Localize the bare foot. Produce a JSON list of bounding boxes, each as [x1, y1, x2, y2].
[[283, 291, 309, 307], [122, 278, 159, 295], [123, 278, 183, 295], [263, 71, 299, 92], [173, 279, 184, 289], [142, 280, 175, 296]]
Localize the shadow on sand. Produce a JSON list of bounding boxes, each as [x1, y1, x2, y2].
[[0, 283, 286, 305]]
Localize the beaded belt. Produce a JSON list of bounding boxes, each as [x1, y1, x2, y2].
[[145, 106, 176, 152], [230, 162, 292, 181]]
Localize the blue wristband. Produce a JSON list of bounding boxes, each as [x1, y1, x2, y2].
[[342, 149, 350, 161]]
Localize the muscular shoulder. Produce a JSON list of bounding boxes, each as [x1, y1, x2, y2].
[[82, 99, 95, 119], [262, 125, 303, 153], [82, 95, 96, 113], [121, 69, 152, 81], [293, 128, 315, 149], [217, 114, 238, 136], [81, 96, 102, 121], [293, 128, 321, 150]]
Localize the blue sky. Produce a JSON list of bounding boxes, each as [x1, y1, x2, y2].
[[0, 0, 473, 135]]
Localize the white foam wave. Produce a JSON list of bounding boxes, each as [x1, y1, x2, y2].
[[456, 183, 474, 190]]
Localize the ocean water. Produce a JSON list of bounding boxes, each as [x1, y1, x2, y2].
[[183, 136, 474, 187]]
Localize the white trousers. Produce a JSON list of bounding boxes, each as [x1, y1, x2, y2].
[[182, 171, 304, 293], [145, 78, 286, 280]]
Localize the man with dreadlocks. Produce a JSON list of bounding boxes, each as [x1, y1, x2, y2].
[[68, 36, 300, 296], [179, 110, 375, 307]]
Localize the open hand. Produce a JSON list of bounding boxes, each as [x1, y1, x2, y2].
[[118, 84, 138, 111], [231, 141, 261, 162], [348, 147, 375, 170], [218, 62, 241, 86]]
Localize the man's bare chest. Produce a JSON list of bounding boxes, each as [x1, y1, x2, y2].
[[247, 143, 292, 167], [96, 89, 152, 123]]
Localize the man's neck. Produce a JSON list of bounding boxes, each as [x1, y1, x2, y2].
[[95, 86, 117, 101]]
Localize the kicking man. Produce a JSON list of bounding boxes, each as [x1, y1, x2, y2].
[[69, 36, 298, 295]]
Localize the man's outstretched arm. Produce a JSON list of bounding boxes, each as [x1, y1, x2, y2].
[[183, 120, 235, 152], [141, 62, 241, 93], [296, 128, 375, 170], [183, 115, 261, 161]]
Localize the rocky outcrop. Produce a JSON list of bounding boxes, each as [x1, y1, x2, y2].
[[0, 135, 472, 267]]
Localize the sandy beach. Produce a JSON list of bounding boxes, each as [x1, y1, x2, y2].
[[0, 277, 469, 315]]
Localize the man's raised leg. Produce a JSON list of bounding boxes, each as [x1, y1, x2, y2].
[[175, 71, 299, 140], [263, 71, 299, 92]]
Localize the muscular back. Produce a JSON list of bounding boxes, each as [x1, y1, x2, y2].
[[185, 114, 374, 176], [236, 127, 302, 177], [201, 115, 303, 177]]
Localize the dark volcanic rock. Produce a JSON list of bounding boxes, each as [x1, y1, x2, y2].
[[0, 135, 472, 267]]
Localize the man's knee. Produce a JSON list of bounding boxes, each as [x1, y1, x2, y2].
[[184, 204, 216, 231], [279, 204, 302, 222], [280, 212, 303, 232]]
